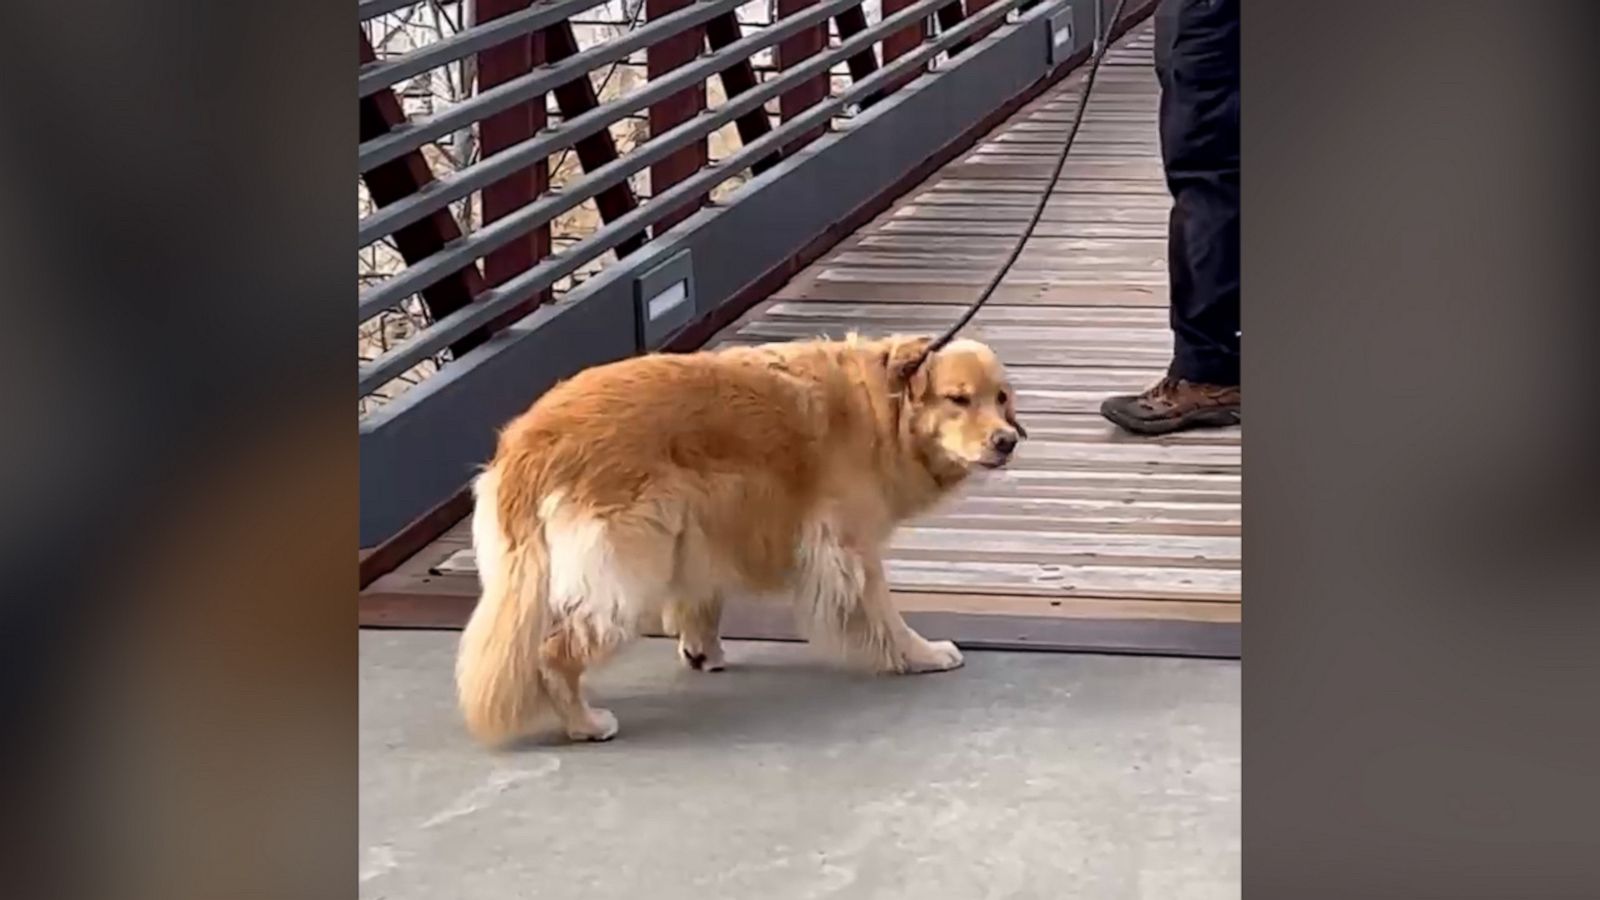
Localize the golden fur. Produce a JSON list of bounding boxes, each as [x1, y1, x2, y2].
[[455, 333, 1025, 745]]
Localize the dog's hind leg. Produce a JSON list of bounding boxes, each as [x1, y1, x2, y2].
[[794, 520, 964, 674], [666, 593, 726, 671], [538, 618, 622, 741], [540, 501, 680, 741]]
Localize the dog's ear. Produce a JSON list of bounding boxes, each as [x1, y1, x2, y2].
[[883, 335, 935, 395]]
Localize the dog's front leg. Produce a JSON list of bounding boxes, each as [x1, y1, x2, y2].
[[858, 551, 965, 674], [796, 527, 963, 674]]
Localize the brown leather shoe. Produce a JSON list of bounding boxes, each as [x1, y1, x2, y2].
[[1101, 376, 1240, 435]]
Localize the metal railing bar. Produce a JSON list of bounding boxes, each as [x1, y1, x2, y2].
[[359, 0, 599, 99], [359, 0, 1019, 392], [357, 0, 940, 325], [835, 0, 1024, 104], [359, 0, 423, 23], [358, 0, 744, 171], [357, 0, 861, 251]]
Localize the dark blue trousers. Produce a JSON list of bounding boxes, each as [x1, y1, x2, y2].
[[1155, 0, 1240, 385]]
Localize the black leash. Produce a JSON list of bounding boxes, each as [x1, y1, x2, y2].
[[900, 0, 1133, 378]]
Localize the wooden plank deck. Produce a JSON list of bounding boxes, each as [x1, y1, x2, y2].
[[361, 21, 1240, 657]]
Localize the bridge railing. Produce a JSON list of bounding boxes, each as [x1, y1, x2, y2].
[[359, 0, 1149, 549]]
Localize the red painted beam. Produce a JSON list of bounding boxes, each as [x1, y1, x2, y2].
[[775, 0, 831, 154], [545, 21, 646, 258], [833, 6, 882, 86], [358, 30, 489, 358], [965, 0, 1009, 42], [703, 10, 781, 174], [937, 1, 975, 57], [646, 0, 709, 236], [476, 0, 552, 327], [880, 0, 931, 95]]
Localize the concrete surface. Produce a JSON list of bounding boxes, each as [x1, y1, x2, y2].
[[360, 631, 1239, 900]]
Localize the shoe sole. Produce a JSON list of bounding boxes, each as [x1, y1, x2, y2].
[[1101, 404, 1241, 436]]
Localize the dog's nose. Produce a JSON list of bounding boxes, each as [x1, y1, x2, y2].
[[990, 431, 1018, 455]]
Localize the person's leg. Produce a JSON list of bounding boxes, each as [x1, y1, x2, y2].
[[1102, 0, 1240, 435], [1164, 0, 1239, 385]]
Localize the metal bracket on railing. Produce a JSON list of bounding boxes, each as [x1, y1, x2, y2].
[[633, 249, 697, 349], [1047, 8, 1075, 65]]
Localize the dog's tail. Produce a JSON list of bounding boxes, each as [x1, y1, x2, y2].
[[456, 465, 552, 747]]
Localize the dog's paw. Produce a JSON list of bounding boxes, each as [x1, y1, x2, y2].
[[901, 640, 964, 674], [678, 638, 727, 672], [566, 708, 619, 742]]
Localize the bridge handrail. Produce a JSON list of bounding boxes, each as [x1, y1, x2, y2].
[[358, 0, 1030, 396]]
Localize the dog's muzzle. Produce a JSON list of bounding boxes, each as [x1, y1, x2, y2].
[[979, 430, 1019, 468]]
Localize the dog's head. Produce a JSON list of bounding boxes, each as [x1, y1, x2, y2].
[[884, 335, 1026, 471]]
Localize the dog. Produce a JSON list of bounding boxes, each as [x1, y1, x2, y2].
[[455, 332, 1026, 745]]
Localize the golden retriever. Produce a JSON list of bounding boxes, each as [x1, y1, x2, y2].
[[455, 333, 1025, 745]]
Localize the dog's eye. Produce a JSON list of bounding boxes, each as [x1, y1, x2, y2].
[[946, 394, 971, 407], [997, 390, 1009, 405]]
